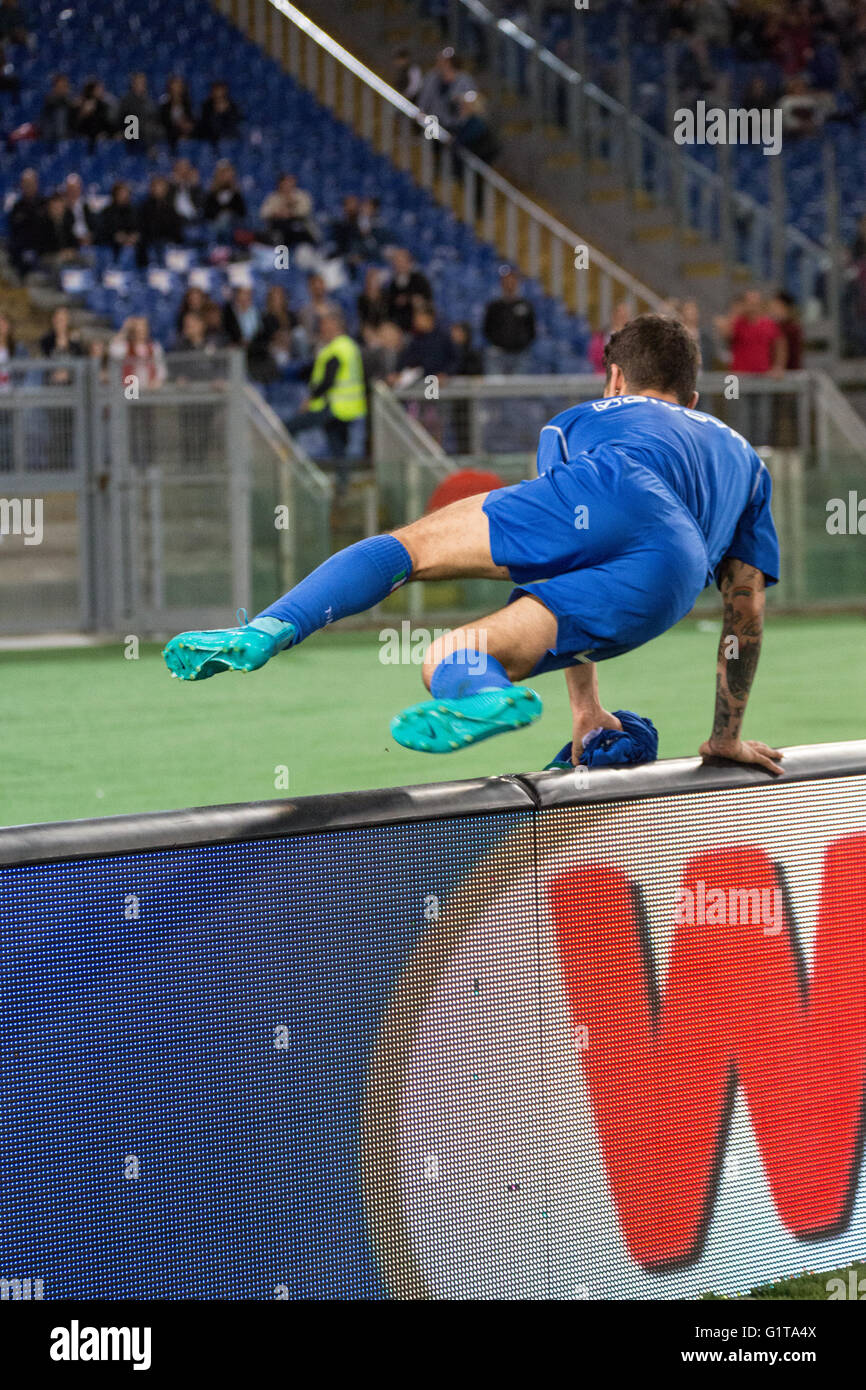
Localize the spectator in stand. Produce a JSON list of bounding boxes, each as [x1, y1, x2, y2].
[[449, 320, 484, 450], [449, 320, 483, 375], [588, 299, 632, 373], [203, 160, 246, 235], [138, 174, 184, 263], [715, 288, 783, 444], [0, 0, 29, 47], [159, 75, 195, 147], [390, 46, 423, 102], [197, 80, 242, 144], [392, 301, 453, 441], [258, 173, 316, 248], [329, 195, 368, 276], [769, 289, 804, 371], [40, 305, 84, 360], [175, 285, 210, 332], [170, 158, 205, 228], [357, 196, 389, 259], [6, 167, 44, 277], [202, 299, 228, 347], [357, 266, 388, 330], [679, 296, 715, 370], [41, 73, 78, 142], [482, 266, 536, 373], [174, 310, 211, 352], [74, 78, 116, 144], [360, 319, 404, 384], [383, 247, 433, 333], [452, 90, 500, 165], [297, 271, 339, 345], [40, 305, 84, 387], [255, 283, 298, 346], [393, 301, 456, 383], [118, 71, 162, 149], [417, 48, 473, 131], [108, 316, 167, 389], [97, 180, 140, 261], [769, 287, 805, 441], [41, 191, 79, 266], [221, 284, 262, 347], [716, 288, 783, 374], [248, 285, 301, 379], [87, 334, 110, 383], [62, 173, 97, 251]]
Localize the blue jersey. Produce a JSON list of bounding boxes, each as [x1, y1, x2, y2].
[[537, 395, 780, 587]]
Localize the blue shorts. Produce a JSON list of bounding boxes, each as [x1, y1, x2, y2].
[[482, 447, 710, 671]]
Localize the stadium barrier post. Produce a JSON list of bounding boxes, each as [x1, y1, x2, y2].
[[822, 138, 843, 362], [228, 350, 252, 620]]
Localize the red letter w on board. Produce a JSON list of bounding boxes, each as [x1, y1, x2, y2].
[[548, 835, 866, 1268]]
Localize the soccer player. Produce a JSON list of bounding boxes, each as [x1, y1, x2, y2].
[[163, 314, 783, 774]]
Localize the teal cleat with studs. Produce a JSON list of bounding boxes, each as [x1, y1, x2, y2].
[[162, 615, 297, 682], [390, 686, 543, 753]]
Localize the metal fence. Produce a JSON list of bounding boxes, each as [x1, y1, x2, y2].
[[0, 353, 332, 637]]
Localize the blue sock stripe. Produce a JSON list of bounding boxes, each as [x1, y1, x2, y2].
[[430, 649, 512, 701], [254, 534, 412, 644]]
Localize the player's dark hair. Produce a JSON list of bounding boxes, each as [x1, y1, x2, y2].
[[603, 314, 699, 406]]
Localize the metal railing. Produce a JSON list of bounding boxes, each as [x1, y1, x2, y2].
[[213, 0, 668, 325], [244, 382, 333, 603], [389, 369, 866, 466], [0, 353, 332, 636]]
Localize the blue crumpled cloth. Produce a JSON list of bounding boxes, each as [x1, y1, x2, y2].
[[545, 710, 659, 771]]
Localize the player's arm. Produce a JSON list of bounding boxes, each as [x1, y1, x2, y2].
[[700, 557, 783, 775]]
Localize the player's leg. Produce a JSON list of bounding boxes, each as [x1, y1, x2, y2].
[[163, 492, 502, 681], [390, 595, 556, 753], [393, 492, 510, 581]]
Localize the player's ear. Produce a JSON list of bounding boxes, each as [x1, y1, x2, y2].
[[688, 390, 699, 408], [604, 364, 624, 397]]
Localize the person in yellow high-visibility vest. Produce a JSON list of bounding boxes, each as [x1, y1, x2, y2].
[[282, 309, 367, 495]]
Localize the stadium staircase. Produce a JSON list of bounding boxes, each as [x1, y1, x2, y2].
[[293, 0, 840, 337]]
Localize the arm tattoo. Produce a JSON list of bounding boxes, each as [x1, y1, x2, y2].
[[710, 558, 766, 745]]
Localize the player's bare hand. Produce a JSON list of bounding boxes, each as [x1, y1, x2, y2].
[[699, 738, 784, 775]]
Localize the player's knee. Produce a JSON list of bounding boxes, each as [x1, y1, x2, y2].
[[390, 524, 424, 578]]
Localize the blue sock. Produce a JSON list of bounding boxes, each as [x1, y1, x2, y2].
[[430, 649, 512, 700], [252, 534, 412, 646]]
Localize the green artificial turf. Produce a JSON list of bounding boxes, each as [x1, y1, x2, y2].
[[1, 613, 864, 826]]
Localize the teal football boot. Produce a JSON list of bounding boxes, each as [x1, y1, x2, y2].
[[163, 614, 296, 681], [390, 685, 542, 753]]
